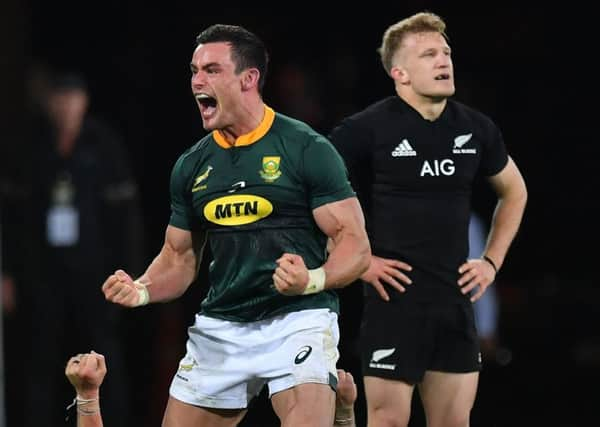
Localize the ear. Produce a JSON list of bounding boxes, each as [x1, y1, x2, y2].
[[390, 66, 409, 84], [241, 68, 260, 91]]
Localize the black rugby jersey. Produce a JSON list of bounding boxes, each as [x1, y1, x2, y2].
[[330, 96, 508, 302], [169, 106, 354, 321]]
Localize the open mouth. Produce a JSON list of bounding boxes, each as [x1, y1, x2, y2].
[[194, 93, 217, 120], [434, 74, 450, 81], [195, 93, 217, 108], [195, 93, 217, 118]]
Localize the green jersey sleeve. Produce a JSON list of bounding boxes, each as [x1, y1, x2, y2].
[[169, 154, 194, 230], [303, 134, 355, 210]]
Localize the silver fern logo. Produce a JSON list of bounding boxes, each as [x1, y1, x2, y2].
[[369, 348, 396, 370], [453, 133, 476, 154], [453, 133, 472, 148]]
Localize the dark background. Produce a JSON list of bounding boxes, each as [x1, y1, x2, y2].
[[1, 1, 597, 426]]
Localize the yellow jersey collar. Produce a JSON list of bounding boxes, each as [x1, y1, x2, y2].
[[213, 105, 275, 149]]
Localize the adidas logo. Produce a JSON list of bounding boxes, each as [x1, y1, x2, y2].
[[391, 139, 417, 157]]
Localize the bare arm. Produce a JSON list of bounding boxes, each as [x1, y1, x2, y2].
[[328, 218, 412, 302], [273, 197, 370, 295], [334, 369, 357, 427], [458, 156, 527, 301], [65, 352, 106, 427], [102, 225, 205, 306], [314, 197, 371, 289], [483, 156, 527, 269]]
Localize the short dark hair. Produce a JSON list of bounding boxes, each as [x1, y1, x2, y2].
[[196, 24, 269, 94]]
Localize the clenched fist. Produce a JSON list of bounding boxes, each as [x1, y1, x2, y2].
[[102, 270, 149, 307], [272, 253, 310, 295]]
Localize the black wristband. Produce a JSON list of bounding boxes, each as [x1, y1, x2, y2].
[[482, 255, 498, 274]]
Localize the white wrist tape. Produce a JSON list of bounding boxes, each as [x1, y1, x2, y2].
[[133, 280, 150, 306], [302, 267, 326, 295]]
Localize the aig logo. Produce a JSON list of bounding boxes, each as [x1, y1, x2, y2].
[[420, 159, 455, 176]]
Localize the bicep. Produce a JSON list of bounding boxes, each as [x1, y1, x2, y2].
[[487, 156, 527, 198], [163, 225, 200, 268], [312, 197, 366, 242]]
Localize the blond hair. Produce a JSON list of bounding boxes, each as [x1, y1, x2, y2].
[[378, 12, 448, 75]]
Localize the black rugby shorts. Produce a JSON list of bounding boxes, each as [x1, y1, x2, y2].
[[360, 297, 482, 383]]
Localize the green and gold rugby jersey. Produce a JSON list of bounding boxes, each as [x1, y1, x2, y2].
[[169, 106, 355, 322]]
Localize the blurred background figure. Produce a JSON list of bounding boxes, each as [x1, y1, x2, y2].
[[15, 68, 144, 427], [1, 168, 25, 427], [469, 210, 511, 366]]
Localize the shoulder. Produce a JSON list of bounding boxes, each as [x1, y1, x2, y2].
[[345, 96, 399, 125], [172, 134, 214, 173], [332, 97, 405, 139], [271, 113, 345, 169], [446, 99, 500, 133], [272, 112, 329, 146], [176, 133, 213, 162]]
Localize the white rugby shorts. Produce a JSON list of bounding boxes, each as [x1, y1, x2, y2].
[[169, 308, 339, 409]]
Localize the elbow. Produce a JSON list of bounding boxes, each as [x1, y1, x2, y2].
[[513, 185, 528, 214], [172, 285, 189, 300], [501, 181, 528, 212], [161, 278, 192, 302], [515, 176, 528, 208]]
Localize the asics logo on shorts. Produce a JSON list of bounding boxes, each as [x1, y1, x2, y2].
[[294, 346, 313, 364]]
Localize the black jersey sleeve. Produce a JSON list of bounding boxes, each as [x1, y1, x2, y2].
[[479, 118, 509, 176], [329, 119, 373, 216]]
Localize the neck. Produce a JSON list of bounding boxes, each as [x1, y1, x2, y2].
[[396, 87, 446, 121], [219, 96, 265, 145]]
